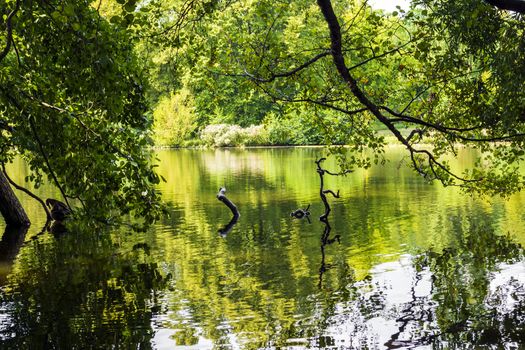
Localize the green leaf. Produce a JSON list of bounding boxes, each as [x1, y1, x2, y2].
[[124, 1, 137, 12], [63, 4, 75, 17]]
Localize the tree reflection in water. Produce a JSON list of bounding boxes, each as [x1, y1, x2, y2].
[[0, 151, 524, 348], [307, 219, 523, 349], [0, 225, 170, 349], [0, 219, 523, 348], [0, 225, 28, 286], [308, 158, 525, 348], [156, 159, 525, 349], [415, 217, 525, 348]]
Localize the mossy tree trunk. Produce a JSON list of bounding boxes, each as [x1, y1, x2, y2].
[[0, 171, 30, 227]]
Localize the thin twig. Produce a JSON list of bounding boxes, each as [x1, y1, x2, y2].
[[1, 162, 52, 221], [28, 115, 73, 211]]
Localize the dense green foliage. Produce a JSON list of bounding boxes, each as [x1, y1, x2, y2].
[[0, 0, 163, 224], [131, 0, 525, 196], [3, 0, 525, 224], [129, 0, 415, 148], [0, 223, 170, 348]]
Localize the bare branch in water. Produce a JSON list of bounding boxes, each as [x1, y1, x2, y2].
[[316, 158, 345, 288], [217, 187, 240, 236]]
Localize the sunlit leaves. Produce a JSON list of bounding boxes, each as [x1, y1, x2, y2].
[[0, 0, 164, 226]]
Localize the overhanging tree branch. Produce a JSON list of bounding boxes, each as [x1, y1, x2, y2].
[[251, 78, 368, 116], [0, 87, 72, 210], [348, 40, 412, 71], [34, 98, 136, 162], [316, 0, 482, 185], [380, 105, 525, 142], [252, 51, 331, 83]]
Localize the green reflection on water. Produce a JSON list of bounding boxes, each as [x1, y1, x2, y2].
[[0, 147, 524, 349]]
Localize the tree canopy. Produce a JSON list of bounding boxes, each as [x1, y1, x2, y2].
[[3, 0, 525, 226], [0, 0, 164, 225], [136, 0, 525, 196]]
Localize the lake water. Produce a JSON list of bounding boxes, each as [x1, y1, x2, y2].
[[0, 147, 524, 349]]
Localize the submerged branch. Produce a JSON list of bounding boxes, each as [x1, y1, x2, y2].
[[316, 158, 344, 288], [217, 187, 240, 236], [217, 187, 240, 218]]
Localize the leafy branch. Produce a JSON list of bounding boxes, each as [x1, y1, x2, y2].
[[315, 0, 488, 186], [28, 114, 73, 211], [0, 0, 21, 63]]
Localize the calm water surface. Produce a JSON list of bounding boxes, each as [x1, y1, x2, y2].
[[0, 147, 524, 349]]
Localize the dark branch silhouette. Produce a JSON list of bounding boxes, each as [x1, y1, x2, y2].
[[217, 187, 240, 236], [247, 51, 331, 83], [316, 158, 347, 288], [218, 214, 239, 237], [45, 198, 71, 222]]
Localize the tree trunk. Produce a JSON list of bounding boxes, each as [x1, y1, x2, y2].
[[0, 171, 30, 227]]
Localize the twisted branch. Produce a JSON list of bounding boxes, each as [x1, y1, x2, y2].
[[316, 158, 344, 288]]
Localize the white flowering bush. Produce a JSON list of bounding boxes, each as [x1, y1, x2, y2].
[[243, 125, 269, 146], [200, 124, 269, 147]]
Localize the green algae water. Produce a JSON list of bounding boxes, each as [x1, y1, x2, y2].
[[0, 147, 524, 349]]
